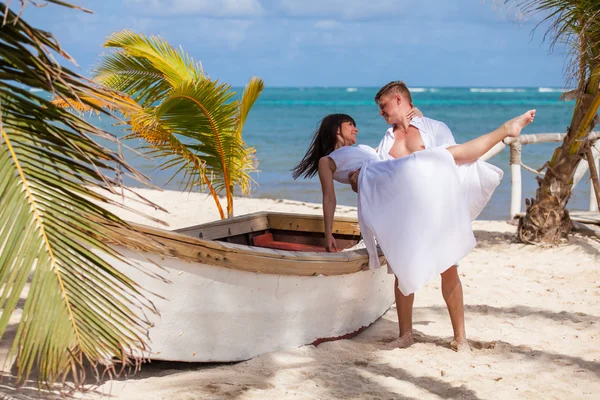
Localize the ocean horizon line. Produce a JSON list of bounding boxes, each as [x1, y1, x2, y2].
[[226, 85, 571, 90], [30, 85, 571, 92]]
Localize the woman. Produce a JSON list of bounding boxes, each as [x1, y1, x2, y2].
[[292, 110, 535, 296]]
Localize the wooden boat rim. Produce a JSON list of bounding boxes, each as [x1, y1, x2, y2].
[[124, 212, 385, 276], [132, 218, 369, 262]]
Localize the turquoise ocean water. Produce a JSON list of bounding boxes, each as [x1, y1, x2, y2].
[[90, 86, 595, 220]]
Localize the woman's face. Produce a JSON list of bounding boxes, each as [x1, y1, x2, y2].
[[337, 121, 358, 146]]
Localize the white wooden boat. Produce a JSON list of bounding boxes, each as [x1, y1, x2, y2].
[[107, 212, 394, 362]]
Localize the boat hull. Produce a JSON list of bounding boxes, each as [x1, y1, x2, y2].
[[111, 246, 395, 362]]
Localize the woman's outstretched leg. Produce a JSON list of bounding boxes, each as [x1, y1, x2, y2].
[[448, 110, 536, 165], [502, 110, 536, 138]]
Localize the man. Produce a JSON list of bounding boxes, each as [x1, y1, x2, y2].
[[349, 81, 468, 352]]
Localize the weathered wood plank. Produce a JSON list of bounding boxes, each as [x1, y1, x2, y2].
[[123, 212, 386, 276], [176, 213, 270, 240], [267, 213, 361, 236]]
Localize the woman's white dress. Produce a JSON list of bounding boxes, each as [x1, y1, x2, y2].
[[328, 144, 503, 295]]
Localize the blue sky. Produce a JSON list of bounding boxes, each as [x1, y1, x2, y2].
[[24, 0, 568, 87]]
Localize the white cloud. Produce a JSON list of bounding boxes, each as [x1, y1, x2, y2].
[[213, 20, 256, 49], [313, 20, 339, 30], [277, 0, 407, 19], [157, 18, 257, 50], [126, 0, 265, 17]]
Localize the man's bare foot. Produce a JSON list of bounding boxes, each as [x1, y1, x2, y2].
[[504, 110, 536, 138], [450, 339, 472, 353], [386, 333, 414, 349]]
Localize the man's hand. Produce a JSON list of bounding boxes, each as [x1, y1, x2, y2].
[[348, 169, 360, 193], [406, 107, 423, 120]]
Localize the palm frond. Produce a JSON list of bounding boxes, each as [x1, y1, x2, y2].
[[102, 30, 203, 89], [93, 50, 173, 108], [155, 80, 238, 135], [18, 0, 92, 12], [0, 2, 167, 388], [151, 80, 239, 215], [235, 77, 264, 140], [130, 108, 210, 185], [51, 91, 141, 114], [231, 77, 263, 195], [128, 109, 227, 218], [497, 0, 600, 89], [95, 30, 262, 217]]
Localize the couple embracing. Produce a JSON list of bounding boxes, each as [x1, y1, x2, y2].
[[293, 81, 535, 351]]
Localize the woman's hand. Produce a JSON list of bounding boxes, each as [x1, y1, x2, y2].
[[326, 234, 338, 252], [406, 107, 423, 120]]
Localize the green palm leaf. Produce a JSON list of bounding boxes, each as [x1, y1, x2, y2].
[[1, 2, 167, 388], [236, 77, 264, 140], [94, 31, 262, 218], [100, 30, 203, 96], [498, 0, 600, 89], [94, 51, 171, 108], [232, 77, 264, 195], [135, 80, 240, 214], [499, 0, 600, 153], [495, 0, 600, 242]]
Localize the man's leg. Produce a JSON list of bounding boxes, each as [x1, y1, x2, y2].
[[440, 265, 470, 352], [388, 276, 415, 348]]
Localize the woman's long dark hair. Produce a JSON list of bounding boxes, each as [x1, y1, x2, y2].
[[292, 113, 356, 179]]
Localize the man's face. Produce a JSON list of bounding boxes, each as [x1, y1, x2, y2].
[[378, 93, 406, 124]]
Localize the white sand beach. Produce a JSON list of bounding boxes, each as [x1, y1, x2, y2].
[[2, 188, 600, 399]]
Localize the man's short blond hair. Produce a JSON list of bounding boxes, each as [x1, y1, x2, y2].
[[374, 81, 412, 105]]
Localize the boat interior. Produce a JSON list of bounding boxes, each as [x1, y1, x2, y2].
[[175, 212, 362, 252]]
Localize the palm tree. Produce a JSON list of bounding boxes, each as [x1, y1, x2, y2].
[[497, 0, 600, 244], [92, 30, 263, 219], [0, 1, 167, 389]]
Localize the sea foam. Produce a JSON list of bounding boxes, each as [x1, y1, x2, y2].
[[470, 88, 526, 93], [538, 87, 569, 93]]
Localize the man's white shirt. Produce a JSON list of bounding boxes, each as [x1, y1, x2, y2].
[[376, 117, 457, 160]]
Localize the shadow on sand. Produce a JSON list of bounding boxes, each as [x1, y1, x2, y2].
[[473, 228, 600, 258], [3, 302, 598, 399]]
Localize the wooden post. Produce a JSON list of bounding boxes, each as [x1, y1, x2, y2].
[[587, 148, 600, 212], [573, 137, 600, 188], [510, 143, 522, 219], [475, 132, 600, 217]]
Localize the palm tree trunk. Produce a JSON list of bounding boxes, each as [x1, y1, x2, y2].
[[203, 174, 225, 220], [518, 72, 600, 244]]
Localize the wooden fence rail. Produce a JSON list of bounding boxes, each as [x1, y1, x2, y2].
[[481, 132, 600, 219]]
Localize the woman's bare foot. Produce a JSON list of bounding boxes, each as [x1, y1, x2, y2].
[[504, 109, 536, 138], [386, 333, 414, 349], [450, 339, 472, 353]]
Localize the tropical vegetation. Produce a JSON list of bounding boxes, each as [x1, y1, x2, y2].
[[497, 0, 600, 244], [0, 1, 166, 389], [90, 30, 264, 219]]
